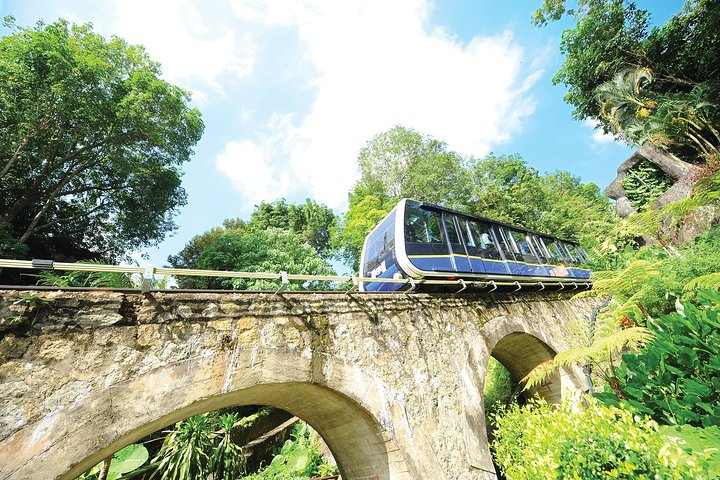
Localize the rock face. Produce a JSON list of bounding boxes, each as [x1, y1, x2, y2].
[[0, 290, 602, 480], [604, 143, 700, 217]]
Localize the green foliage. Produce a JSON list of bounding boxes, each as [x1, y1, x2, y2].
[[35, 260, 135, 288], [596, 290, 720, 428], [491, 397, 708, 479], [483, 358, 516, 422], [247, 199, 337, 259], [0, 18, 203, 263], [243, 421, 337, 480], [621, 160, 674, 210], [658, 425, 720, 477], [79, 444, 149, 480], [589, 225, 720, 319], [192, 228, 334, 291]]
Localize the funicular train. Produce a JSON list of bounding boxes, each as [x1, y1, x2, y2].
[[359, 199, 591, 292]]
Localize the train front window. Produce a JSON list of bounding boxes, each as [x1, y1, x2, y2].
[[363, 210, 396, 277], [405, 205, 444, 244], [404, 204, 448, 256]]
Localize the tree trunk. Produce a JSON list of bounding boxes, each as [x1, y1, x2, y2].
[[98, 457, 112, 480]]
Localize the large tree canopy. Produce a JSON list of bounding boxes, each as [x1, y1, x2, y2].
[[333, 126, 616, 271], [0, 17, 204, 262], [246, 198, 336, 258], [535, 0, 720, 162], [168, 201, 336, 289]]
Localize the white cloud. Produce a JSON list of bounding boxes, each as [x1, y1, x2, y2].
[[222, 0, 541, 209], [584, 119, 617, 145], [112, 0, 255, 96]]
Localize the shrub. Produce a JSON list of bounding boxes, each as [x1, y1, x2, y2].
[[596, 290, 720, 428], [491, 397, 708, 479]]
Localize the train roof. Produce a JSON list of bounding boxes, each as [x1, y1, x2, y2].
[[406, 198, 582, 246]]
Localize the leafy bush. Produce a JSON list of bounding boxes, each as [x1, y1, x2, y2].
[[483, 357, 516, 422], [491, 397, 708, 479], [78, 444, 149, 480], [622, 160, 674, 211], [596, 290, 720, 428], [244, 421, 337, 480]]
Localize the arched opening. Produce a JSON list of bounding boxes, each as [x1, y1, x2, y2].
[[462, 318, 585, 479], [73, 403, 339, 479], [490, 332, 562, 403], [62, 382, 392, 480]]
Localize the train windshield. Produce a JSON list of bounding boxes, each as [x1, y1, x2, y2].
[[404, 203, 447, 255], [362, 210, 397, 278]]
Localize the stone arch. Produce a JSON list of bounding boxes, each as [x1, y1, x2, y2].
[[6, 346, 411, 480], [461, 314, 585, 478]]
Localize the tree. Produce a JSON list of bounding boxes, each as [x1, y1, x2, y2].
[[0, 17, 204, 265], [247, 198, 336, 258], [192, 228, 334, 290], [356, 125, 471, 208], [468, 155, 616, 246], [535, 0, 720, 157]]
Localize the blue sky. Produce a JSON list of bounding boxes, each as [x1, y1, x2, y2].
[[1, 0, 683, 271]]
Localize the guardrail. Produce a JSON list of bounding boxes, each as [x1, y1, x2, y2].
[[0, 258, 591, 293]]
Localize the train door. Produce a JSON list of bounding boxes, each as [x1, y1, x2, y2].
[[441, 213, 472, 272]]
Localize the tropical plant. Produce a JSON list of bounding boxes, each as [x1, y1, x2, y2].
[[209, 413, 247, 479], [150, 414, 216, 480], [621, 160, 674, 210], [78, 444, 149, 480], [491, 396, 708, 479], [596, 290, 720, 428]]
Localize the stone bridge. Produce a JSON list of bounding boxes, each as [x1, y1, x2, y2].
[[0, 289, 602, 480]]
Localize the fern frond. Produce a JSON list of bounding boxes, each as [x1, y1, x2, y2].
[[520, 360, 557, 392], [593, 326, 652, 353], [684, 273, 720, 293]]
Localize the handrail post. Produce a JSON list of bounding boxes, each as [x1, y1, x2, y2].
[[275, 271, 289, 295], [141, 265, 155, 293]]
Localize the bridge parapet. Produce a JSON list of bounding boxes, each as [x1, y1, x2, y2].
[[0, 289, 602, 480]]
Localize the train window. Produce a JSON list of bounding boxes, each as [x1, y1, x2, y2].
[[405, 205, 444, 244], [574, 245, 589, 263], [540, 237, 565, 264], [529, 235, 548, 263], [466, 219, 501, 259], [493, 226, 518, 261], [363, 210, 396, 277], [508, 229, 540, 264], [557, 241, 579, 266], [444, 214, 470, 256]]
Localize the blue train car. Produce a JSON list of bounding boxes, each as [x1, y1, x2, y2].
[[359, 199, 591, 292]]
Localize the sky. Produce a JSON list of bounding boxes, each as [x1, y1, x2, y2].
[[1, 0, 683, 272]]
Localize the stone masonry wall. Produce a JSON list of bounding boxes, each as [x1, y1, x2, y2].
[[0, 289, 603, 480]]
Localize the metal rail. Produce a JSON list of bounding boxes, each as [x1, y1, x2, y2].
[[0, 258, 591, 293]]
